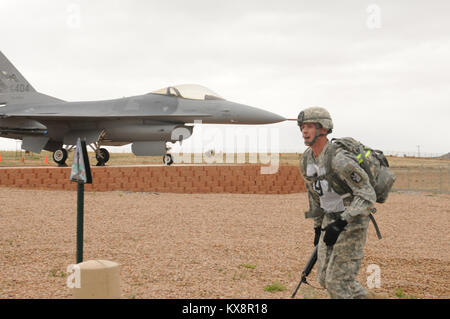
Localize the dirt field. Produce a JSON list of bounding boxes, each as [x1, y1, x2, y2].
[[0, 188, 448, 299]]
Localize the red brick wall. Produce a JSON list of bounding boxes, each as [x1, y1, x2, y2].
[[0, 165, 306, 194]]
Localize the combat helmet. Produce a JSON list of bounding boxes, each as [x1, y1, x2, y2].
[[298, 106, 333, 146]]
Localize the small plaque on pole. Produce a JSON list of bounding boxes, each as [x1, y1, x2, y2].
[[70, 138, 92, 184]]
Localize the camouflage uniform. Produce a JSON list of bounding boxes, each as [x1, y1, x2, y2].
[[300, 141, 376, 299]]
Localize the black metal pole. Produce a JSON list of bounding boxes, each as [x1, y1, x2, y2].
[[76, 182, 84, 264]]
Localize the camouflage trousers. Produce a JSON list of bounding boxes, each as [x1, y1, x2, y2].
[[317, 213, 370, 299]]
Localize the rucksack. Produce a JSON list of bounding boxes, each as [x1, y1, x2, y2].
[[327, 137, 396, 203]]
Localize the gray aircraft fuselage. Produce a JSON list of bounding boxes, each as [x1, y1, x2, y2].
[[0, 51, 286, 163], [0, 91, 285, 152]]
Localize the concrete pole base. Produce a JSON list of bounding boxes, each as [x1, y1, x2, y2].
[[71, 260, 121, 299]]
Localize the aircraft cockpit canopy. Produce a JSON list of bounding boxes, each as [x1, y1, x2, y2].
[[150, 84, 225, 100]]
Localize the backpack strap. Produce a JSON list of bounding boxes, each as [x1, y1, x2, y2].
[[369, 213, 382, 239], [323, 142, 340, 191], [302, 144, 337, 187], [303, 141, 345, 191], [302, 147, 311, 179]]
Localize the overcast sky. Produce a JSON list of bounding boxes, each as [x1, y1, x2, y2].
[[1, 0, 449, 155]]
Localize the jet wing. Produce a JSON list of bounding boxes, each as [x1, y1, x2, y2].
[[0, 113, 212, 121]]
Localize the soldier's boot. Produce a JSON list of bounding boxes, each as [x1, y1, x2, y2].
[[365, 290, 389, 299]]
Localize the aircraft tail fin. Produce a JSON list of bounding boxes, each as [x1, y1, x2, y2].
[[0, 51, 36, 94], [0, 51, 63, 105]]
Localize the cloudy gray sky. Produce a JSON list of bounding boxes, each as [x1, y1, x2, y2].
[[1, 0, 449, 155]]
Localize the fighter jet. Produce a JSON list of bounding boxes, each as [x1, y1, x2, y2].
[[0, 51, 285, 166]]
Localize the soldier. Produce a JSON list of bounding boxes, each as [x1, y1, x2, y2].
[[298, 106, 379, 299]]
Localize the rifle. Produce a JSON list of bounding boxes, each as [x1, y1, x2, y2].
[[291, 245, 318, 298]]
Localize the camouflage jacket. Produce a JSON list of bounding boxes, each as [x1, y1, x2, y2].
[[299, 140, 376, 227]]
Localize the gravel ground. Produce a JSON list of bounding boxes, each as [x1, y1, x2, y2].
[[0, 187, 449, 299]]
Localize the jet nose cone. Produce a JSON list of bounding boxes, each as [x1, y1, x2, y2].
[[258, 110, 286, 124], [232, 103, 286, 124]]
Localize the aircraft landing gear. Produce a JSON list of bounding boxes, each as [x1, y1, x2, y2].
[[84, 131, 110, 166], [95, 147, 110, 166], [163, 153, 174, 166], [53, 148, 68, 167]]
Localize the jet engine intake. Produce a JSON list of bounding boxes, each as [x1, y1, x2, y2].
[[170, 125, 193, 143]]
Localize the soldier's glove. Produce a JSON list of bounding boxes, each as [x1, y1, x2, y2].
[[322, 218, 348, 246], [314, 226, 321, 246]]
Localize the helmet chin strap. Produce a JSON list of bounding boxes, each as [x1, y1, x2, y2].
[[305, 124, 327, 146]]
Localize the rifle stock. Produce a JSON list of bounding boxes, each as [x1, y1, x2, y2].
[[291, 245, 318, 298]]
